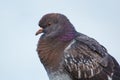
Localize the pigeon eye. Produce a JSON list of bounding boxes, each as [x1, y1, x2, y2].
[[47, 22, 52, 26]]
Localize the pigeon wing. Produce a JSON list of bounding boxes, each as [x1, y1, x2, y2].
[[63, 33, 116, 80]]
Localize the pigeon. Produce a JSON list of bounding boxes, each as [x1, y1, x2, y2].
[[35, 13, 120, 80]]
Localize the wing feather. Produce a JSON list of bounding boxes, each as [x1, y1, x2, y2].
[[63, 33, 115, 79]]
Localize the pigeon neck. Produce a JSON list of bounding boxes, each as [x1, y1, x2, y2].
[[59, 26, 76, 41]]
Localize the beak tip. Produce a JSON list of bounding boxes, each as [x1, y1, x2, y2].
[[35, 28, 43, 36]]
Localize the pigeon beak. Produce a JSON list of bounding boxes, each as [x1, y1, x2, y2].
[[35, 27, 43, 36]]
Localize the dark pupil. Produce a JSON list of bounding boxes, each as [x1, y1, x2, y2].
[[47, 23, 51, 26]]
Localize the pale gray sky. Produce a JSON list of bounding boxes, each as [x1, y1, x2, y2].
[[0, 0, 120, 80]]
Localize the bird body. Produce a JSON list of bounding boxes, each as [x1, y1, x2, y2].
[[36, 13, 120, 80]]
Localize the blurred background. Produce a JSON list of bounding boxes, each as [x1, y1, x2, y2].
[[0, 0, 120, 80]]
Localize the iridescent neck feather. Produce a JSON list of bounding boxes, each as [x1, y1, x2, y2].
[[59, 23, 76, 41]]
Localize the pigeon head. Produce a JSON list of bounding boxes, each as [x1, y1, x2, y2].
[[36, 13, 77, 41]]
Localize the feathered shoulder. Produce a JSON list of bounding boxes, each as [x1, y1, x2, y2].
[[75, 33, 108, 57], [63, 33, 114, 79]]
